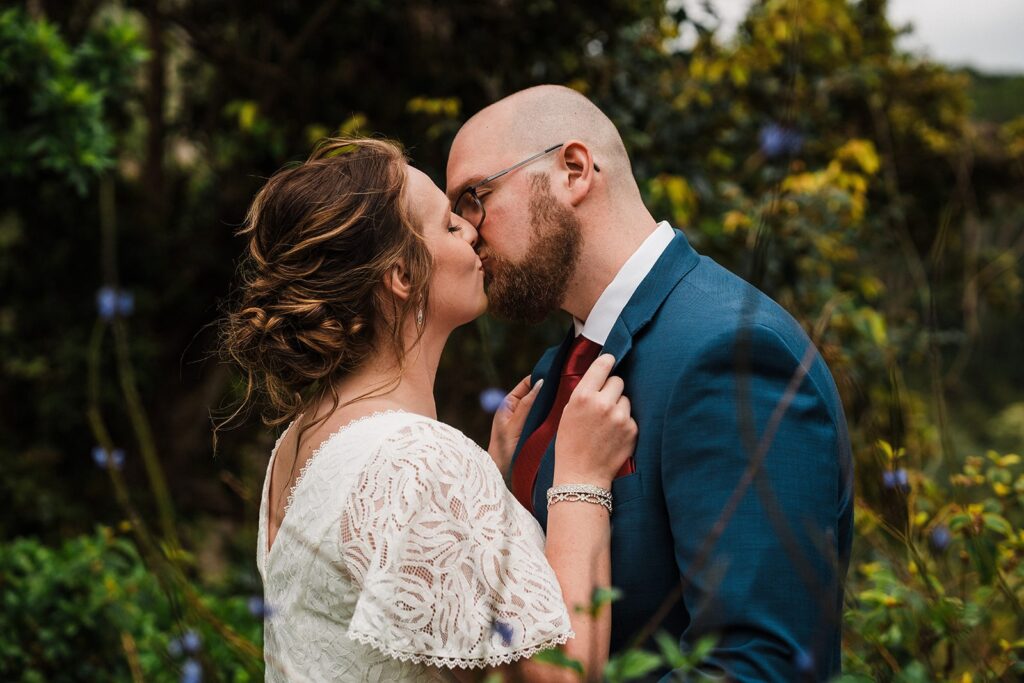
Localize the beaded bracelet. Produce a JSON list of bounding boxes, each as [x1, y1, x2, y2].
[[546, 484, 613, 514]]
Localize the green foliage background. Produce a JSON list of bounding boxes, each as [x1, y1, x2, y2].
[[1, 0, 1022, 680]]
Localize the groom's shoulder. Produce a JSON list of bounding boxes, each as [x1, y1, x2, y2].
[[651, 253, 814, 360], [649, 252, 847, 411]]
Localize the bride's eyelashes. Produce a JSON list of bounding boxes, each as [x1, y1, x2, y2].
[[448, 225, 462, 233]]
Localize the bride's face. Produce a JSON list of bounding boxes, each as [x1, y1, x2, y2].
[[405, 166, 487, 328]]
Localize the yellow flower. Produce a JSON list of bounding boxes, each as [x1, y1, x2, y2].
[[835, 139, 880, 175], [859, 562, 882, 576], [723, 210, 751, 235]]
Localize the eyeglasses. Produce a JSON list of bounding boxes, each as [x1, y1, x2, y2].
[[452, 142, 599, 230]]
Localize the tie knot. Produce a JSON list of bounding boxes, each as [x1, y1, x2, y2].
[[563, 335, 603, 377]]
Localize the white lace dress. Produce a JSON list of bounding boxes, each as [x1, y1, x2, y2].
[[256, 410, 574, 681]]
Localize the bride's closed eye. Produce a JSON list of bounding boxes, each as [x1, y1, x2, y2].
[[448, 224, 463, 233]]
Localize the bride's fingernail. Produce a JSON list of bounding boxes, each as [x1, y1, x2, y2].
[[534, 379, 544, 390]]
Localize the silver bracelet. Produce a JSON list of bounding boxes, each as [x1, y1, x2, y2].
[[547, 484, 613, 514]]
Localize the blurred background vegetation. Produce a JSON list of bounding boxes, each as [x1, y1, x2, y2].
[[1, 0, 1022, 680]]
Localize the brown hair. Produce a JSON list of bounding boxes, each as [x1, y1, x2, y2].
[[217, 137, 431, 441]]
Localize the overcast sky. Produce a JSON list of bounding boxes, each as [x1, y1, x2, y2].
[[677, 0, 1024, 74]]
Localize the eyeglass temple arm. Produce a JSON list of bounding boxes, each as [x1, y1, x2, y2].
[[477, 143, 566, 186]]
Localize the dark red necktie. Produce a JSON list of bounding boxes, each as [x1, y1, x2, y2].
[[511, 335, 635, 513]]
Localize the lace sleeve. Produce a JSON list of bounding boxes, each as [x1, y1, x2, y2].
[[340, 418, 574, 669]]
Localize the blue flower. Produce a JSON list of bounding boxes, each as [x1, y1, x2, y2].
[[883, 468, 909, 491], [248, 595, 273, 618], [117, 290, 135, 316], [896, 469, 909, 487], [168, 631, 201, 658], [181, 630, 201, 654], [794, 647, 814, 673], [96, 287, 118, 320], [479, 387, 506, 414], [181, 658, 202, 683], [491, 619, 514, 647], [930, 525, 952, 552], [758, 123, 804, 159], [92, 446, 125, 470], [96, 286, 135, 320]]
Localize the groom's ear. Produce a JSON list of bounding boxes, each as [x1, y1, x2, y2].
[[384, 258, 413, 302], [560, 140, 597, 207]]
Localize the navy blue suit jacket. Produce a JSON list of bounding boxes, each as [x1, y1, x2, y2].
[[512, 229, 854, 681]]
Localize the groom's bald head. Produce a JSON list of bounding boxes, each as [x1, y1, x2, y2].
[[448, 85, 637, 198], [447, 85, 652, 323]]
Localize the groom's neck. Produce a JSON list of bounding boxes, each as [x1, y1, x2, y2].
[[561, 207, 659, 324]]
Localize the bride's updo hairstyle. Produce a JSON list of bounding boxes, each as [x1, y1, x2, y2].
[[219, 137, 432, 435]]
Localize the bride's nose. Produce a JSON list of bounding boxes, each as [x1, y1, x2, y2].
[[456, 215, 478, 249]]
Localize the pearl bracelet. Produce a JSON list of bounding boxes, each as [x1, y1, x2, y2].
[[546, 484, 613, 514]]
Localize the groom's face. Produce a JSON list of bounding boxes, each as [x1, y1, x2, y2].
[[447, 145, 582, 323]]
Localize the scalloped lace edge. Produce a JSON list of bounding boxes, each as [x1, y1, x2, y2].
[[283, 409, 408, 515], [347, 629, 576, 670]]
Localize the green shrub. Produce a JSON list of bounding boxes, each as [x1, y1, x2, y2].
[[0, 527, 262, 682]]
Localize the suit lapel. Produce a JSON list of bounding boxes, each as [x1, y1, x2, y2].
[[519, 230, 703, 529], [601, 229, 701, 369]]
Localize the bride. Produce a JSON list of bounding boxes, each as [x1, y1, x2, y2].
[[221, 137, 637, 681]]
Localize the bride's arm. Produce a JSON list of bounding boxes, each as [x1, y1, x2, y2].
[[536, 493, 614, 680], [455, 355, 636, 682], [449, 499, 611, 683]]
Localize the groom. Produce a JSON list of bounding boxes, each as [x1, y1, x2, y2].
[[447, 85, 854, 682]]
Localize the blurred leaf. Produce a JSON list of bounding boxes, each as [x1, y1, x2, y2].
[[533, 648, 583, 674]]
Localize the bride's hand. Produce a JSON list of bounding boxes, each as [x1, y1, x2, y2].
[[554, 354, 637, 490], [488, 375, 544, 478]]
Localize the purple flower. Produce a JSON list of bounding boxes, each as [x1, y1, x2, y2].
[[479, 387, 506, 414], [491, 619, 514, 647], [930, 525, 951, 552], [92, 446, 125, 470], [181, 658, 202, 683], [758, 123, 804, 159]]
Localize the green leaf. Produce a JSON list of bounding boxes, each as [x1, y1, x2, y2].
[[604, 649, 663, 682], [591, 586, 623, 609], [687, 634, 717, 665], [947, 514, 970, 531], [532, 648, 583, 675], [653, 630, 687, 669], [982, 513, 1012, 536]]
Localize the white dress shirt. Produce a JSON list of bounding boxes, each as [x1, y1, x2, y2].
[[573, 221, 676, 345]]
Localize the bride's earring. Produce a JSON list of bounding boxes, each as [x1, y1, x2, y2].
[[416, 306, 424, 327]]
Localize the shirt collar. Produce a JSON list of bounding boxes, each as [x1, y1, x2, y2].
[[573, 221, 676, 344]]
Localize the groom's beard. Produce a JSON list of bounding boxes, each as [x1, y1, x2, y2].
[[485, 174, 582, 324]]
